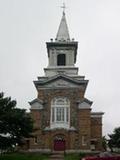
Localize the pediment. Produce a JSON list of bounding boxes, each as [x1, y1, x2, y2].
[[34, 74, 87, 89], [29, 99, 43, 110], [49, 78, 80, 87], [78, 101, 91, 109], [77, 98, 93, 109], [41, 78, 81, 88]]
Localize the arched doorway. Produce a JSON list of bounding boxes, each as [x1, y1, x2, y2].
[[53, 135, 66, 151]]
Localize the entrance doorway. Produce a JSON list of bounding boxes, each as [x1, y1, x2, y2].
[[54, 139, 65, 151]]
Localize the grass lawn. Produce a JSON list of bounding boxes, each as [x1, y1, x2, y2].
[[64, 153, 80, 160], [64, 153, 86, 160], [0, 153, 49, 160], [0, 152, 98, 160]]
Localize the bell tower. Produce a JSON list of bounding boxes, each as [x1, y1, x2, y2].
[[44, 11, 78, 77], [28, 7, 104, 152]]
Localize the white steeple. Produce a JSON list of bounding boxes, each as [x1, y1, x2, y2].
[[45, 7, 78, 77], [56, 11, 70, 41]]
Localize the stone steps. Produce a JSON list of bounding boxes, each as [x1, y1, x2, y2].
[[49, 151, 64, 160]]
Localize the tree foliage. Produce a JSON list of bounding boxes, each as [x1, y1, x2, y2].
[[108, 127, 120, 151], [0, 92, 33, 151], [102, 136, 107, 151]]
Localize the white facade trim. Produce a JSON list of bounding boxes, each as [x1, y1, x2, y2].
[[91, 115, 103, 118], [91, 112, 104, 118], [78, 101, 91, 109], [28, 149, 51, 153], [30, 102, 43, 110], [50, 97, 70, 129]]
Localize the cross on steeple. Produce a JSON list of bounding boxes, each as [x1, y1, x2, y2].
[[61, 3, 66, 14], [56, 2, 70, 41]]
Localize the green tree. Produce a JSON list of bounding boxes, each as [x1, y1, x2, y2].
[[0, 92, 33, 152], [102, 136, 108, 151], [108, 127, 120, 152]]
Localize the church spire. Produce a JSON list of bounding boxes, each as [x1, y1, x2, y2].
[[56, 7, 70, 42]]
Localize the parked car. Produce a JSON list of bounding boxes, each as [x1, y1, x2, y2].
[[82, 152, 120, 160]]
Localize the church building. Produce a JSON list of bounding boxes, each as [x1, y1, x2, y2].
[[27, 11, 104, 152]]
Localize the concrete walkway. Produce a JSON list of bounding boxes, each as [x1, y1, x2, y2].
[[49, 151, 64, 160]]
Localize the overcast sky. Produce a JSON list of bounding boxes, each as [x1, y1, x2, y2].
[[0, 0, 120, 136]]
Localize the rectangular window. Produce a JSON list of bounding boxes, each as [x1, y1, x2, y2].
[[52, 108, 54, 122], [56, 107, 64, 122], [82, 135, 87, 146], [56, 108, 60, 121], [66, 108, 69, 122], [34, 136, 37, 144], [57, 54, 66, 66], [61, 108, 64, 121]]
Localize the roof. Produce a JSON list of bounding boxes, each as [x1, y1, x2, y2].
[[56, 12, 70, 41], [91, 112, 104, 118], [77, 98, 93, 105], [34, 74, 88, 87], [29, 98, 43, 105]]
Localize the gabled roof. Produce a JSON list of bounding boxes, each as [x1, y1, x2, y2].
[[34, 74, 88, 88], [56, 12, 70, 41], [77, 98, 93, 109], [29, 98, 44, 110], [77, 98, 93, 106], [29, 98, 43, 105]]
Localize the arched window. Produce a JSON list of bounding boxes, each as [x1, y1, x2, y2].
[[57, 54, 66, 66], [51, 97, 70, 129]]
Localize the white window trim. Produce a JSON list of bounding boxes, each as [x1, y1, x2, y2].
[[50, 97, 70, 129], [34, 136, 38, 145], [82, 135, 87, 146]]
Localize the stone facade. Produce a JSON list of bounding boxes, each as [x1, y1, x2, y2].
[[25, 11, 104, 152]]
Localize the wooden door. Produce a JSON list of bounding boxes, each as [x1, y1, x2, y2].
[[54, 140, 65, 151]]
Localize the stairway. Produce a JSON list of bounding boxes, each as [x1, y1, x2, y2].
[[49, 151, 64, 160]]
